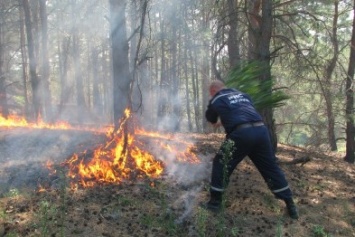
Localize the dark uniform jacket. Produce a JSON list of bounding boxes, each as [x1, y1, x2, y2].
[[205, 88, 263, 134]]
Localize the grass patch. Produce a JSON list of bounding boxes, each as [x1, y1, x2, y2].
[[262, 194, 282, 213], [195, 207, 208, 237], [312, 225, 332, 237]]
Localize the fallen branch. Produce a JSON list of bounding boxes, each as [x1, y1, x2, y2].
[[281, 156, 311, 166]]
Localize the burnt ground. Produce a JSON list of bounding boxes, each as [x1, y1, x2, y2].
[[0, 128, 354, 237]]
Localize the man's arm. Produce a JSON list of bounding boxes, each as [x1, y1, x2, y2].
[[205, 104, 219, 124]]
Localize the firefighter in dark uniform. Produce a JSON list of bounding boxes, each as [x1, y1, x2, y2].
[[204, 80, 298, 219]]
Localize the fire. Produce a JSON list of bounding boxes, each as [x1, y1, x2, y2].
[[0, 114, 108, 132], [64, 131, 165, 188], [136, 129, 200, 163], [0, 114, 71, 129], [0, 110, 201, 189], [60, 109, 200, 189]]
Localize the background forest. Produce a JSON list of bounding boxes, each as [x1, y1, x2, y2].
[[1, 0, 355, 157], [1, 1, 355, 237]]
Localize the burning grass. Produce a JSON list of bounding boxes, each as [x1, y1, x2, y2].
[[0, 114, 354, 236], [0, 111, 201, 191]]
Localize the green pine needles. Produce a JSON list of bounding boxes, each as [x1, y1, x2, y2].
[[225, 61, 290, 111]]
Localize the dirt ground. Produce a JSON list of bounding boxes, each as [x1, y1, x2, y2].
[[0, 128, 354, 237]]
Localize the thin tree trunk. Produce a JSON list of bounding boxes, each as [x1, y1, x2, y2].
[[39, 0, 52, 122], [102, 43, 111, 121], [92, 47, 101, 116], [201, 2, 211, 133], [71, 1, 86, 124], [0, 6, 9, 118], [191, 48, 201, 132], [19, 3, 29, 118], [344, 0, 355, 163], [322, 1, 339, 151], [22, 0, 41, 121], [58, 37, 71, 119], [171, 16, 180, 132], [183, 40, 192, 131], [158, 15, 168, 125]]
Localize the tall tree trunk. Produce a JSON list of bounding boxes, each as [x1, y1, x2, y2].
[[39, 0, 52, 122], [101, 43, 111, 121], [0, 5, 9, 118], [247, 0, 261, 60], [22, 0, 41, 121], [170, 15, 180, 132], [227, 0, 240, 68], [130, 0, 138, 68], [19, 0, 29, 118], [158, 15, 169, 127], [91, 47, 102, 116], [322, 1, 339, 151], [183, 44, 192, 131], [201, 2, 211, 133], [260, 0, 277, 150], [344, 0, 355, 163], [191, 48, 201, 132], [109, 0, 131, 129], [71, 0, 86, 124], [58, 37, 71, 119], [247, 0, 277, 150]]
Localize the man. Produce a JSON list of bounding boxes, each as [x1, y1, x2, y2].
[[204, 80, 299, 219]]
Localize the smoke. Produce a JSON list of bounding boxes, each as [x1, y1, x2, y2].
[[2, 0, 215, 218], [141, 132, 213, 222], [173, 185, 204, 224], [0, 128, 104, 195]]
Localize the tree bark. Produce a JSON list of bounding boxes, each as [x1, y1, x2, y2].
[[170, 14, 181, 132], [39, 0, 52, 122], [71, 1, 86, 124], [246, 0, 277, 150], [91, 47, 102, 116], [57, 37, 71, 120], [157, 13, 169, 127], [319, 1, 339, 151], [19, 0, 29, 118], [0, 4, 9, 118], [259, 0, 277, 150], [192, 48, 201, 132], [109, 0, 131, 129], [227, 0, 240, 68], [22, 0, 41, 121], [344, 0, 355, 163], [247, 0, 261, 60], [184, 45, 192, 131]]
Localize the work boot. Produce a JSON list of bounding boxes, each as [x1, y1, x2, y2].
[[205, 199, 221, 212], [203, 190, 222, 212], [284, 198, 299, 219]]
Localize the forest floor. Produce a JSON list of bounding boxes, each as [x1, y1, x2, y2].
[[0, 127, 354, 237]]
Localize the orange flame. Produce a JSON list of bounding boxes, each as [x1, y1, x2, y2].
[[136, 129, 200, 163], [62, 109, 200, 188], [0, 114, 72, 129], [0, 110, 200, 189], [0, 114, 109, 132]]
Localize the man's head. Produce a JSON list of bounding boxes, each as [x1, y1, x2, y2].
[[209, 80, 226, 97]]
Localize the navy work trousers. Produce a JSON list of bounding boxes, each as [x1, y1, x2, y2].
[[210, 125, 292, 200]]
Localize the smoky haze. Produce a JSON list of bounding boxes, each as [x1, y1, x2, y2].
[[1, 0, 216, 223]]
